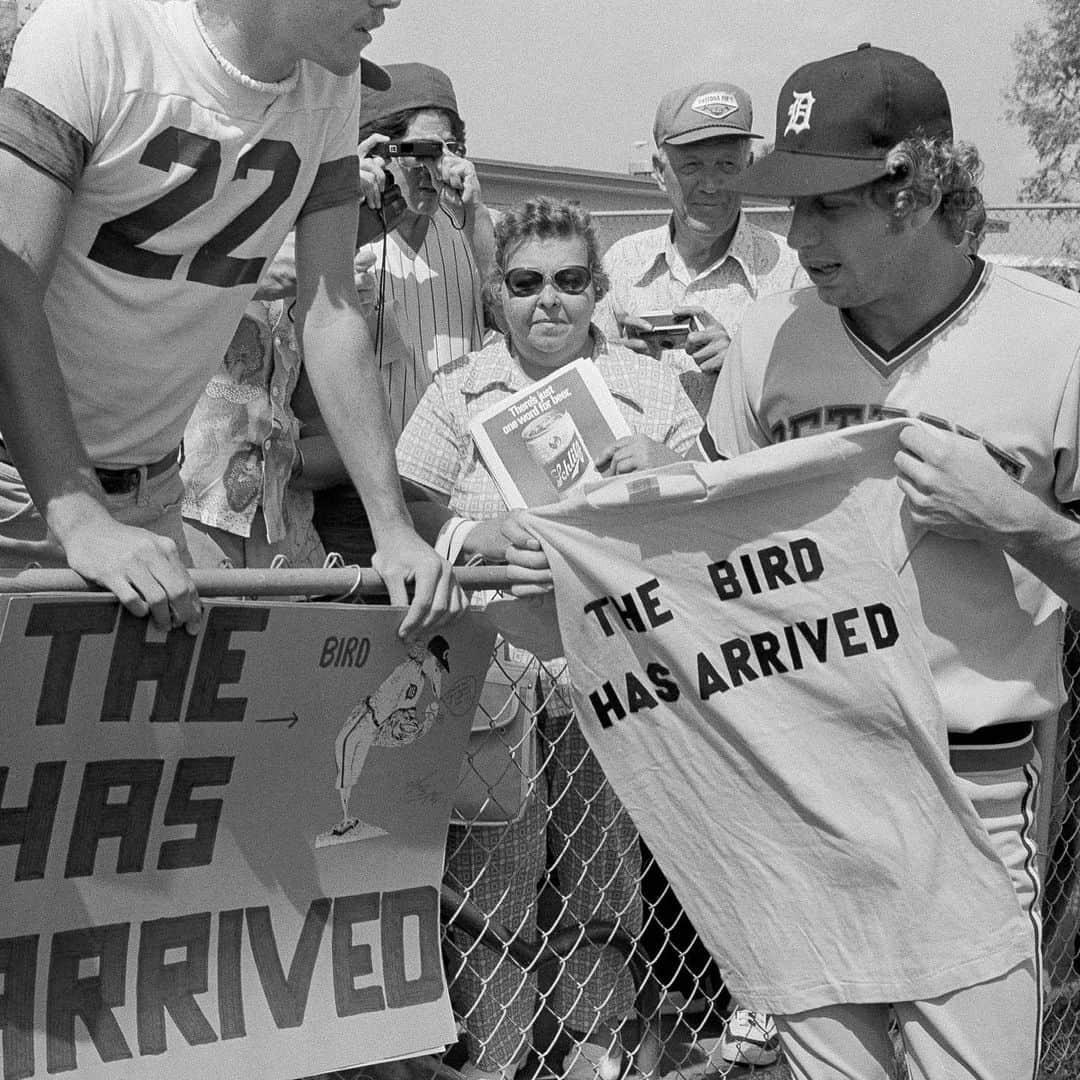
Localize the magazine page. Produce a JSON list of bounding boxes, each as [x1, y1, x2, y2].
[[468, 357, 632, 508]]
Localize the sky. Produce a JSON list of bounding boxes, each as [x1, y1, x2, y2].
[[366, 0, 1049, 206]]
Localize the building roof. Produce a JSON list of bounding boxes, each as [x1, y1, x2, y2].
[[473, 158, 669, 211]]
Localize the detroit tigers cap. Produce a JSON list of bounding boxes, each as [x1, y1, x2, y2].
[[726, 44, 952, 197], [653, 81, 763, 146], [360, 58, 391, 92], [358, 62, 461, 130]]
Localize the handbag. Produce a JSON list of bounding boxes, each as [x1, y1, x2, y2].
[[451, 637, 536, 826]]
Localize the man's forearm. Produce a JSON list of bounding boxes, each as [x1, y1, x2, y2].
[[0, 249, 111, 542], [465, 201, 497, 284], [1000, 496, 1080, 610]]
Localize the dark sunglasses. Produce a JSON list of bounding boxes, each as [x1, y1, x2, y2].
[[503, 265, 593, 297]]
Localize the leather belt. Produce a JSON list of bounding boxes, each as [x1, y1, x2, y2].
[[0, 441, 180, 495], [948, 720, 1034, 747]]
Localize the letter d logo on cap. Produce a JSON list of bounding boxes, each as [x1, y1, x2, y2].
[[784, 91, 816, 136]]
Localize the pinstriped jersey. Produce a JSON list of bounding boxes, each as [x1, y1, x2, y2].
[[0, 0, 361, 466], [703, 259, 1080, 732], [361, 211, 484, 440]]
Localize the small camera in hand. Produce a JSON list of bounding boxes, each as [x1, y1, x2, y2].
[[385, 139, 444, 159], [356, 175, 408, 246], [636, 312, 697, 350]]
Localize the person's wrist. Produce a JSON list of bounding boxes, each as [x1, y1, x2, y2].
[[46, 489, 119, 546], [435, 515, 480, 565], [370, 515, 433, 556]]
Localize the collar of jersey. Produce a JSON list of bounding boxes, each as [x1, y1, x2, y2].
[[192, 0, 299, 95], [839, 256, 990, 379]]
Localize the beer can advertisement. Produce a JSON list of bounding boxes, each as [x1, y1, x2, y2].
[[468, 358, 632, 508]]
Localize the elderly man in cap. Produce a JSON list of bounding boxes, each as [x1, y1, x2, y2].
[[698, 43, 1079, 1079], [593, 81, 804, 414]]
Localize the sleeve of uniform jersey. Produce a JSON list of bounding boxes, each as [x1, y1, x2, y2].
[[0, 0, 107, 190], [298, 72, 362, 219], [1054, 346, 1080, 516], [395, 378, 463, 499], [697, 326, 772, 461]]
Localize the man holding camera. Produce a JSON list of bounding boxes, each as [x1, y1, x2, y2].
[[351, 61, 495, 439], [593, 81, 804, 414], [308, 62, 497, 565]]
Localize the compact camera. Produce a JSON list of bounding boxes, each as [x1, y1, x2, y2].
[[635, 311, 697, 350], [385, 139, 444, 159]]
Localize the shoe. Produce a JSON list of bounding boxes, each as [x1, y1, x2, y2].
[[562, 1039, 624, 1080], [716, 1009, 780, 1067]]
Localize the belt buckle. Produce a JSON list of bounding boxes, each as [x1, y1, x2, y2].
[[97, 467, 139, 495]]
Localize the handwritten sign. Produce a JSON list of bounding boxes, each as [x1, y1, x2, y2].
[[0, 596, 494, 1080]]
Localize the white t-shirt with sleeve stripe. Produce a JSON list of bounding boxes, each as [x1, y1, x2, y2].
[[0, 0, 361, 466]]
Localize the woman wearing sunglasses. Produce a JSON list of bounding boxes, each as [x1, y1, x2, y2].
[[396, 197, 699, 1080]]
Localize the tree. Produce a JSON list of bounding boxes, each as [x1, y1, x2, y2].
[[0, 27, 15, 86], [1006, 0, 1080, 202]]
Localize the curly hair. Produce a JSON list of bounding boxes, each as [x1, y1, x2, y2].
[[358, 107, 466, 150], [870, 136, 985, 245], [491, 197, 610, 299]]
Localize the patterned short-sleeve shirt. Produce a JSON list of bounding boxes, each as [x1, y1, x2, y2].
[[396, 328, 700, 521]]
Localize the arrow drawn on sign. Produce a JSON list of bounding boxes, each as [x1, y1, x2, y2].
[[256, 712, 299, 728]]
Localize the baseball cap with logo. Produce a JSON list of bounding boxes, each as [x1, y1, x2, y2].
[[726, 44, 952, 197], [653, 81, 763, 146]]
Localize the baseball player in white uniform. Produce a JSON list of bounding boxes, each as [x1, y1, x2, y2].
[[696, 44, 1080, 1080], [0, 0, 463, 639]]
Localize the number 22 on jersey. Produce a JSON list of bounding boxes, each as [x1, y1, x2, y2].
[[88, 126, 299, 288]]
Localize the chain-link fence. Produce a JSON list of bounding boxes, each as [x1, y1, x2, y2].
[[440, 622, 1080, 1080], [1045, 614, 1080, 1077], [442, 641, 775, 1080]]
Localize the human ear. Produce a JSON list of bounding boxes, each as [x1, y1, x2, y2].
[[652, 152, 668, 194]]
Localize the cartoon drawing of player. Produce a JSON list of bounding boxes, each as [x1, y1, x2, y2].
[[331, 635, 449, 838]]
